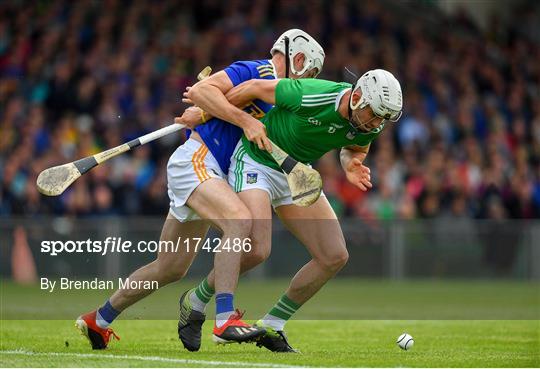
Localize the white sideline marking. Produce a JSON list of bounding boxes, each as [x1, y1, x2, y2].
[[1, 349, 304, 368]]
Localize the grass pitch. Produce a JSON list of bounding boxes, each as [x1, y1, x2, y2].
[[1, 279, 539, 367]]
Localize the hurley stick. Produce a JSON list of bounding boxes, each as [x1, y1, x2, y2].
[[36, 66, 212, 196]]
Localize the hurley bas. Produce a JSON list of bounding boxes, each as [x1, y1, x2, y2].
[[40, 278, 158, 293]]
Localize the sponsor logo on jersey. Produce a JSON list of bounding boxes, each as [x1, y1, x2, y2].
[[246, 172, 258, 184], [327, 122, 344, 134], [308, 117, 322, 126]]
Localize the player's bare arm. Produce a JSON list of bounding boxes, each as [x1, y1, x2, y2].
[[177, 78, 279, 130], [186, 71, 233, 112], [185, 71, 272, 152], [340, 145, 372, 191], [224, 79, 279, 107], [179, 52, 315, 128], [182, 79, 278, 125], [195, 78, 279, 141]]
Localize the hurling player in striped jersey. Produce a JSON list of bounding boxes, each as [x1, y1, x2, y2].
[[186, 69, 403, 352], [75, 29, 325, 351]]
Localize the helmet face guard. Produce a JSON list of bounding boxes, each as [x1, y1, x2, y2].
[[347, 103, 387, 133], [347, 70, 403, 133], [347, 93, 388, 133]]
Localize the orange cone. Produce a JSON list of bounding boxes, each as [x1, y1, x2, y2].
[[11, 226, 38, 284]]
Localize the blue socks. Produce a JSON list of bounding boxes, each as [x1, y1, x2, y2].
[[215, 293, 234, 328], [96, 300, 120, 328], [216, 293, 234, 314]]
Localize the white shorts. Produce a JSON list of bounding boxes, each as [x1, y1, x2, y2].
[[167, 138, 225, 222], [228, 142, 295, 208]]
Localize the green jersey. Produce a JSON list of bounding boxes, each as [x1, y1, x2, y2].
[[241, 78, 384, 171]]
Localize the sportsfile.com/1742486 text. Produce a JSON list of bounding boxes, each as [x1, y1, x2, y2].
[[40, 237, 253, 256]]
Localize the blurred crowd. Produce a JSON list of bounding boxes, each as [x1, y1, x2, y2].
[[1, 0, 540, 220]]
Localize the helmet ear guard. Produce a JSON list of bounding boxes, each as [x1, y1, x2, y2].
[[271, 29, 325, 78], [287, 35, 316, 76], [349, 84, 365, 111]]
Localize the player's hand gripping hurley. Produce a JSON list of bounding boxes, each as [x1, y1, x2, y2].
[[36, 67, 212, 196]]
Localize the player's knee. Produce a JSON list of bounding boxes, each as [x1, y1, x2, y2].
[[161, 269, 186, 284], [238, 217, 253, 236], [336, 249, 349, 269], [220, 218, 252, 240], [219, 207, 252, 237], [244, 244, 270, 266], [226, 203, 252, 221], [157, 262, 188, 284], [319, 248, 349, 273]]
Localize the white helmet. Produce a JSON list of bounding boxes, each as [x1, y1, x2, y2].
[[351, 69, 403, 122], [271, 29, 325, 77]]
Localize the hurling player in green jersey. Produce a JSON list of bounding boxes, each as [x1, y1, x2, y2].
[[187, 69, 403, 352]]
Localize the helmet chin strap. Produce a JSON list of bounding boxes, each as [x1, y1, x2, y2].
[[284, 36, 290, 79], [347, 77, 360, 131]]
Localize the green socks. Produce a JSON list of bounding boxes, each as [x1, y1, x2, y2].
[[190, 278, 215, 312], [262, 294, 302, 331]]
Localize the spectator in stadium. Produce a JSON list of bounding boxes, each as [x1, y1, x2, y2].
[[1, 0, 539, 291]]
